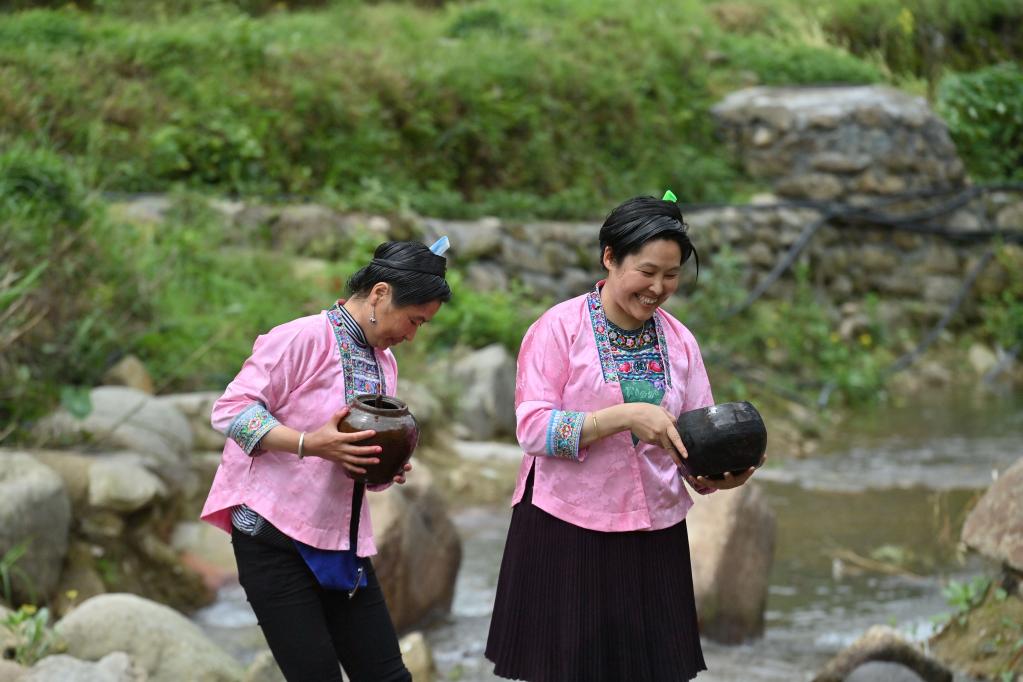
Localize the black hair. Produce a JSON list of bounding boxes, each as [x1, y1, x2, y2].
[[598, 196, 699, 279], [347, 241, 452, 306]]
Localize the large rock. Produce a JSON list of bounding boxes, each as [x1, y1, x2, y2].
[[271, 207, 388, 256], [844, 661, 927, 682], [101, 356, 155, 395], [88, 458, 168, 513], [51, 542, 107, 618], [712, 86, 964, 199], [242, 652, 283, 682], [961, 457, 1023, 571], [156, 391, 225, 452], [0, 660, 27, 682], [686, 482, 775, 643], [813, 625, 952, 682], [0, 452, 71, 605], [34, 387, 195, 492], [421, 217, 503, 260], [399, 631, 435, 682], [367, 464, 462, 631], [22, 653, 145, 682], [442, 440, 524, 505], [451, 344, 517, 441], [395, 380, 443, 437], [55, 593, 244, 682], [107, 196, 171, 225], [26, 450, 92, 513], [271, 204, 348, 253], [171, 521, 237, 592]]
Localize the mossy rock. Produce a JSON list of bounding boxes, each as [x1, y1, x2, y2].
[[929, 576, 1023, 680]]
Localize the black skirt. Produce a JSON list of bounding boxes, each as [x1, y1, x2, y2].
[[485, 470, 707, 682]]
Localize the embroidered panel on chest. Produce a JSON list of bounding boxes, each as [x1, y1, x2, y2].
[[327, 308, 384, 404], [612, 345, 666, 390], [585, 288, 672, 388], [347, 346, 382, 397]]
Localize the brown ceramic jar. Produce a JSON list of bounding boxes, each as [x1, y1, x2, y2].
[[337, 394, 420, 485]]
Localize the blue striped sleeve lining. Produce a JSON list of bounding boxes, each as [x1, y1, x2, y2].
[[544, 410, 586, 460], [226, 402, 280, 455]]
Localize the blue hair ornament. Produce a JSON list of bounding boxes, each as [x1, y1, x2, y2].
[[429, 236, 450, 256]]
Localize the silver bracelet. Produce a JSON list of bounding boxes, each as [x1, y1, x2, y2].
[[298, 431, 306, 459]]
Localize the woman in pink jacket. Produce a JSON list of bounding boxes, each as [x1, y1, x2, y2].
[[201, 240, 450, 682], [485, 194, 759, 681]]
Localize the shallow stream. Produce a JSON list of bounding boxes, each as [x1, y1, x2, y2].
[[195, 394, 1022, 681]]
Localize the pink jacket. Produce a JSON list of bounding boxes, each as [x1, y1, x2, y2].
[[200, 305, 398, 556], [512, 285, 714, 532]]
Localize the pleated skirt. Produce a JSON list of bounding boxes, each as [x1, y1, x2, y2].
[[485, 472, 706, 682]]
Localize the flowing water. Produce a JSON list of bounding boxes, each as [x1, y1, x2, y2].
[[194, 393, 1022, 681]]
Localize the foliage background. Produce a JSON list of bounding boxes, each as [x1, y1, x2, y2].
[[1, 0, 1021, 435]]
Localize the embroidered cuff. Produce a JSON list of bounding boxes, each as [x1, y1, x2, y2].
[[227, 402, 280, 455], [545, 410, 586, 460]]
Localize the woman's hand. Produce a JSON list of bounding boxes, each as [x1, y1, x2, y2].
[[391, 462, 413, 485], [684, 453, 766, 490], [627, 403, 688, 466], [304, 407, 383, 477]]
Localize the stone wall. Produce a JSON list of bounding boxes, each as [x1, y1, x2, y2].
[[711, 86, 965, 202], [110, 86, 1023, 333], [417, 191, 1020, 330]]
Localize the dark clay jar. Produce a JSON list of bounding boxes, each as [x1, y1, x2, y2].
[[675, 401, 767, 479], [337, 394, 420, 485]]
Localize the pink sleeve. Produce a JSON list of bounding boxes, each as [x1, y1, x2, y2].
[[211, 318, 324, 454], [514, 313, 588, 462]]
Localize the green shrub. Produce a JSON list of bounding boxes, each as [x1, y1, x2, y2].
[[0, 9, 91, 47], [720, 35, 883, 85], [0, 141, 88, 225], [420, 270, 549, 352], [937, 63, 1023, 183], [818, 0, 1023, 78], [980, 244, 1023, 350], [676, 252, 894, 406], [0, 145, 140, 430], [0, 606, 63, 666], [0, 1, 753, 212], [0, 158, 335, 432]]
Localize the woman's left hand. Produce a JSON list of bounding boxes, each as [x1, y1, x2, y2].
[[392, 462, 413, 485], [685, 453, 766, 490]]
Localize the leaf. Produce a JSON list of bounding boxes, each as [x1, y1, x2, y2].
[[59, 385, 93, 420]]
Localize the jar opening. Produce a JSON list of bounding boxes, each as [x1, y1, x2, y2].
[[354, 394, 405, 411]]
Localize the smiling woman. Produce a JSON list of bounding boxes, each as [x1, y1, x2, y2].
[[199, 240, 451, 682], [485, 193, 761, 682]]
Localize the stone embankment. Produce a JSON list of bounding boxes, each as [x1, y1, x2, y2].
[[0, 378, 457, 681], [111, 86, 1022, 342]]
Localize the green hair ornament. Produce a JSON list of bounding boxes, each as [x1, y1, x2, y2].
[[662, 189, 678, 202]]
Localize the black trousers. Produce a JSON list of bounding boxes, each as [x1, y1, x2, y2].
[[232, 527, 411, 682]]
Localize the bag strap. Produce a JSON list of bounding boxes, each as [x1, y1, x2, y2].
[[349, 481, 366, 554]]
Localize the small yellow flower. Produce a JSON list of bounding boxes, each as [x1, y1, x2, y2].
[[859, 333, 873, 347], [21, 604, 37, 615], [65, 589, 79, 601], [829, 332, 840, 343]]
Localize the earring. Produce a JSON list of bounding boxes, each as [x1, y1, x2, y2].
[[370, 306, 377, 324]]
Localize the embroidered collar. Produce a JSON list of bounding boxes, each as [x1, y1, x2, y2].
[[605, 318, 657, 350], [332, 301, 369, 348], [326, 304, 386, 403], [586, 283, 672, 387]]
